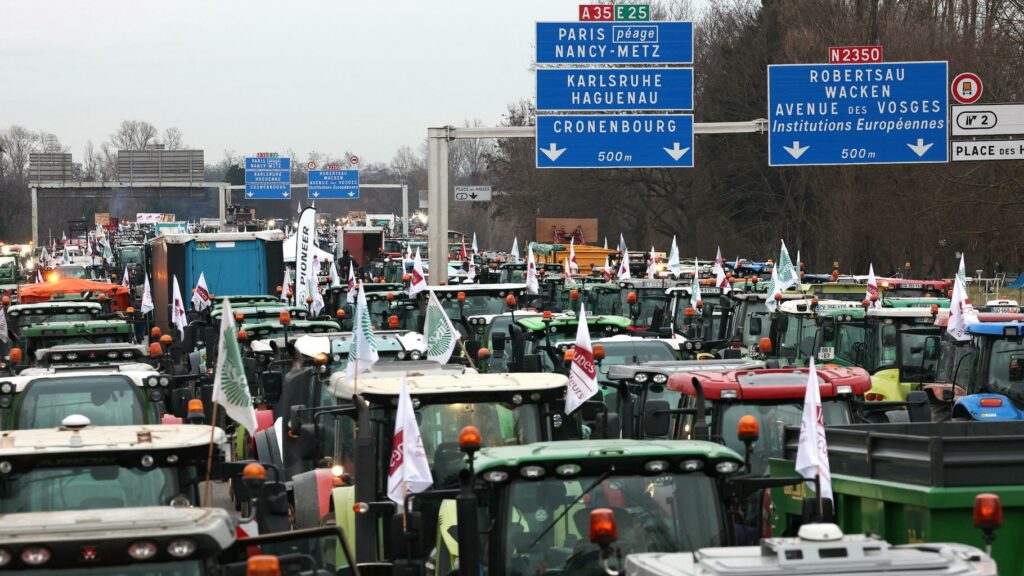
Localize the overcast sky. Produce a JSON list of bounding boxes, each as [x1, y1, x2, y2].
[[0, 0, 598, 165]]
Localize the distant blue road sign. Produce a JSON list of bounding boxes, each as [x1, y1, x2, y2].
[[536, 68, 693, 111], [768, 62, 948, 166], [536, 22, 693, 65], [535, 114, 693, 169], [245, 156, 291, 199], [245, 156, 290, 170], [308, 169, 360, 199]]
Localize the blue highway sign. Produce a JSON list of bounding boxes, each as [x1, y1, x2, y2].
[[245, 155, 291, 199], [308, 169, 360, 199], [537, 68, 693, 111], [768, 61, 948, 166], [536, 22, 693, 65], [245, 156, 290, 170], [535, 114, 693, 169]]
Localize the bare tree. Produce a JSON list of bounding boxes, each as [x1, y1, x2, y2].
[[162, 127, 186, 150], [108, 120, 158, 151]]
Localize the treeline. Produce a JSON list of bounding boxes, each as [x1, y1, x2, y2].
[[479, 0, 1024, 278]]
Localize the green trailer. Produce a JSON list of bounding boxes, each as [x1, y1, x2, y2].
[[770, 420, 1024, 573]]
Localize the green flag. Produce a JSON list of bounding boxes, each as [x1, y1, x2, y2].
[[776, 240, 797, 292], [212, 299, 257, 432]]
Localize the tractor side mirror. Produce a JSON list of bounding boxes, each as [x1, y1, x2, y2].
[[906, 390, 931, 423], [491, 332, 507, 353], [643, 400, 671, 438]]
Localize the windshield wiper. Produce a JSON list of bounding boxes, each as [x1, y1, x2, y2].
[[526, 470, 611, 550]]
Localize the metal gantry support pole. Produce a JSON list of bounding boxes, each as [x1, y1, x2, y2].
[[31, 187, 38, 246], [401, 184, 409, 236], [425, 119, 768, 284]]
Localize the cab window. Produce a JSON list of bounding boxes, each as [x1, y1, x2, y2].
[[16, 376, 146, 429]]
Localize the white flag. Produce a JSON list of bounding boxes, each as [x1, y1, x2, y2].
[[765, 267, 783, 312], [171, 275, 188, 339], [62, 247, 71, 264], [617, 250, 631, 280], [467, 258, 477, 282], [329, 259, 342, 289], [280, 268, 292, 304], [192, 272, 211, 311], [345, 284, 379, 383], [866, 264, 881, 308], [795, 358, 832, 500], [603, 237, 608, 250], [425, 290, 459, 364], [565, 306, 599, 415], [713, 247, 730, 293], [956, 253, 968, 288], [690, 259, 703, 309], [409, 248, 427, 297], [564, 257, 577, 287], [526, 243, 539, 295], [947, 275, 979, 342], [472, 232, 478, 255], [311, 279, 325, 317], [793, 250, 802, 286], [211, 299, 258, 433], [667, 236, 681, 275], [0, 306, 9, 344], [294, 207, 317, 307], [646, 246, 657, 280], [569, 238, 579, 274], [141, 276, 154, 315], [511, 237, 520, 263], [347, 265, 358, 304], [121, 265, 131, 290], [386, 376, 433, 504], [619, 234, 627, 254]]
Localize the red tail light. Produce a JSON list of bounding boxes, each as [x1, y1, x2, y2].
[[980, 397, 1003, 408]]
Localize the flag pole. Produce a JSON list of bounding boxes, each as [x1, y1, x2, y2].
[[402, 480, 408, 532], [815, 471, 823, 518], [458, 338, 477, 370], [202, 401, 221, 507]]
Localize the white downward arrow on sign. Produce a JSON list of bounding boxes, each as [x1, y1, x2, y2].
[[783, 141, 810, 159], [540, 143, 566, 161], [663, 142, 690, 161], [907, 138, 933, 157]]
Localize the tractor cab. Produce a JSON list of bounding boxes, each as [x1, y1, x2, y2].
[[0, 421, 226, 513], [883, 279, 948, 299], [433, 439, 744, 575], [0, 361, 164, 430], [416, 284, 528, 339], [763, 299, 862, 367], [729, 292, 805, 351], [511, 314, 630, 372], [604, 359, 766, 439], [302, 372, 577, 565], [618, 278, 684, 331], [950, 322, 1024, 420], [663, 367, 870, 471], [666, 285, 733, 349], [816, 306, 943, 402]]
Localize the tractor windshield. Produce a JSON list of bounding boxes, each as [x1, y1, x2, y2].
[[419, 402, 543, 487], [985, 339, 1024, 405], [15, 376, 146, 429], [437, 294, 509, 321], [0, 465, 181, 513], [719, 401, 853, 475], [498, 472, 725, 575]]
